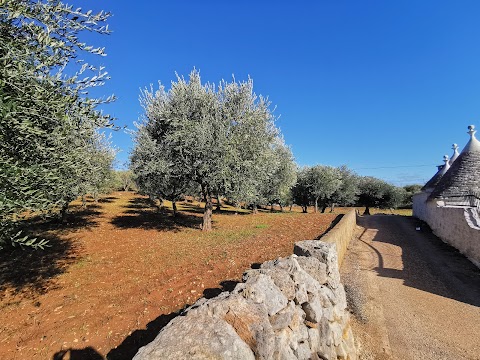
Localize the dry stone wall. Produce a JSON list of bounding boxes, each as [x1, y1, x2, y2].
[[319, 210, 357, 266], [133, 214, 357, 360]]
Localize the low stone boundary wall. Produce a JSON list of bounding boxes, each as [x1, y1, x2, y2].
[[319, 210, 357, 266], [134, 249, 357, 358]]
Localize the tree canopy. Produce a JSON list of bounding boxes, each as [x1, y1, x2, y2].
[[132, 69, 284, 229], [0, 1, 114, 248]]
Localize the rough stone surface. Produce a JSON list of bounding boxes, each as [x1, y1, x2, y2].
[[296, 256, 328, 285], [134, 238, 357, 360], [203, 294, 275, 359], [243, 268, 296, 300], [269, 301, 296, 331], [240, 273, 288, 316], [294, 241, 341, 289], [132, 311, 255, 360]]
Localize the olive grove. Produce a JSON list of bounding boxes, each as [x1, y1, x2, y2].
[[131, 69, 295, 230], [0, 1, 115, 248]]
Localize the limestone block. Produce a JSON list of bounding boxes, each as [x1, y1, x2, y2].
[[269, 301, 296, 331], [295, 283, 309, 305], [243, 268, 296, 300], [132, 311, 255, 360], [291, 265, 321, 295], [289, 305, 307, 341], [330, 322, 343, 347], [307, 327, 321, 353], [261, 255, 302, 274], [296, 256, 328, 285], [331, 283, 348, 310], [302, 298, 323, 323], [294, 341, 312, 360], [240, 273, 288, 316], [294, 241, 341, 289], [202, 294, 275, 360], [273, 328, 297, 360]]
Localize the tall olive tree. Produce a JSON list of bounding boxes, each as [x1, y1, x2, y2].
[[130, 124, 192, 217], [327, 165, 359, 212], [292, 167, 312, 213], [358, 176, 402, 215], [308, 165, 342, 213], [135, 70, 279, 230], [262, 139, 297, 211], [0, 1, 114, 248]]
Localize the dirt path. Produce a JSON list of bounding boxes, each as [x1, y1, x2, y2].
[[342, 214, 480, 360]]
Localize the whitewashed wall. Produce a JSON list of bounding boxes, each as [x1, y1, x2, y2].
[[413, 193, 480, 267], [412, 192, 430, 222]]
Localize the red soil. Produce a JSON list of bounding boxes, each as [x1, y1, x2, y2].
[[0, 192, 336, 360]]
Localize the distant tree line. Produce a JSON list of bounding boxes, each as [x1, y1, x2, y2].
[[293, 166, 416, 215]]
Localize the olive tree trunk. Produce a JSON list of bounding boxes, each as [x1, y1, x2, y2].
[[61, 202, 69, 223], [172, 200, 178, 217], [202, 185, 213, 231]]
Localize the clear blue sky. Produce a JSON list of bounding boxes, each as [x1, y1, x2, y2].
[[83, 0, 480, 186]]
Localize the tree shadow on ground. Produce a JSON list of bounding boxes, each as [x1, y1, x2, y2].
[[357, 214, 480, 308], [110, 211, 203, 231], [98, 196, 118, 203], [0, 234, 78, 298], [0, 206, 101, 298], [110, 198, 203, 231], [106, 279, 240, 360], [25, 205, 101, 234], [53, 347, 103, 360], [181, 203, 250, 216], [315, 214, 343, 240]]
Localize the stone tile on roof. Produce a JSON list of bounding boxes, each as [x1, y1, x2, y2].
[[430, 125, 480, 199], [422, 156, 449, 191]]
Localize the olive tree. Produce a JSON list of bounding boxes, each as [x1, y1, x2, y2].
[[357, 176, 401, 215], [0, 1, 114, 248], [130, 125, 192, 216], [135, 69, 279, 230], [292, 167, 312, 213], [307, 165, 342, 213], [262, 139, 297, 211], [327, 165, 359, 212]]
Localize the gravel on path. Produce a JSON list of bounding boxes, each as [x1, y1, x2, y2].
[[341, 214, 480, 360]]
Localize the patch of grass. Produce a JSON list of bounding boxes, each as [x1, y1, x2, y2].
[[255, 224, 269, 229]]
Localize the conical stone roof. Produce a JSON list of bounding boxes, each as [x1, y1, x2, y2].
[[430, 125, 480, 199], [422, 157, 448, 191]]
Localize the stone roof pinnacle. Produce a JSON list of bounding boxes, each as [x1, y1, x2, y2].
[[449, 143, 459, 164], [461, 125, 480, 153], [439, 155, 450, 176]]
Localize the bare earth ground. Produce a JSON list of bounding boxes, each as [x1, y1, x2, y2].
[[341, 214, 480, 360], [0, 191, 338, 360]]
